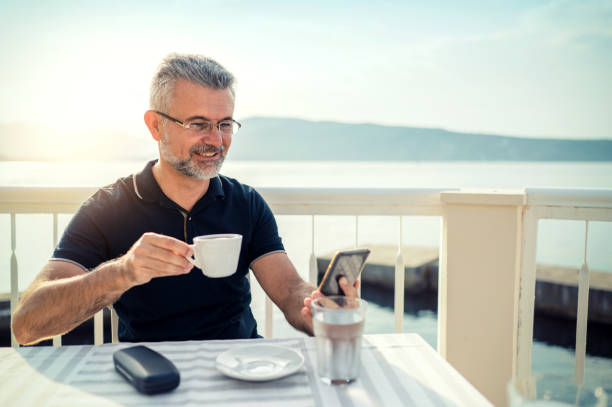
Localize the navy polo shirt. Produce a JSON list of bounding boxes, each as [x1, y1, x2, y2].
[[52, 160, 285, 342]]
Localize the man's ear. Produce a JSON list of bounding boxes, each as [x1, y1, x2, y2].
[[144, 110, 162, 141]]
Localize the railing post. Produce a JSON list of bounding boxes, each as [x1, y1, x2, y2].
[[10, 213, 19, 348], [94, 310, 103, 345], [438, 214, 448, 357], [355, 215, 362, 297], [575, 221, 590, 386], [110, 306, 119, 344], [439, 190, 526, 407], [394, 216, 404, 333], [52, 213, 62, 347], [308, 215, 317, 285], [515, 206, 538, 381], [264, 297, 273, 338]]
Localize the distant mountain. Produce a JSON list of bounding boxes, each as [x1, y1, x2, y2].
[[231, 118, 612, 161], [1, 118, 611, 161]]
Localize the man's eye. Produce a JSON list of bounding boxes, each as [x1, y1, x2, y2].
[[190, 122, 209, 131], [219, 121, 233, 130]]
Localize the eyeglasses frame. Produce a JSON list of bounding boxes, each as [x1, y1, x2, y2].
[[153, 110, 241, 135]]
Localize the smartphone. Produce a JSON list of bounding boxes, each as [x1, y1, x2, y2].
[[318, 248, 371, 296]]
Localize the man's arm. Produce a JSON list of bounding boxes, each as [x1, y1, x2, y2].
[[12, 259, 128, 345], [12, 233, 194, 345], [250, 252, 358, 336]]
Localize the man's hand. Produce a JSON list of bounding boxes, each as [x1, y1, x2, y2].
[[120, 232, 194, 286], [300, 277, 360, 333]]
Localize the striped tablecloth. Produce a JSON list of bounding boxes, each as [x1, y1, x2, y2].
[[0, 333, 492, 406]]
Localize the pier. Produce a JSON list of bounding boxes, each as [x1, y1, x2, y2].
[[317, 246, 612, 324]]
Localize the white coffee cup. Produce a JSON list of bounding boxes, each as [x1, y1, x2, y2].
[[186, 234, 242, 278]]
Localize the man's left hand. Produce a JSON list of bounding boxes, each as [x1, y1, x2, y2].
[[300, 277, 360, 334]]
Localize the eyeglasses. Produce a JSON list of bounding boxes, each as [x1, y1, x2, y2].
[[154, 110, 241, 136]]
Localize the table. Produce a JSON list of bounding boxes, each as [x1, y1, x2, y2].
[[0, 333, 492, 406]]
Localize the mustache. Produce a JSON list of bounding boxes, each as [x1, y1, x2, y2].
[[190, 144, 225, 155]]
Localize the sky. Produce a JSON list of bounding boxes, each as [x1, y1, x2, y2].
[[1, 0, 611, 142]]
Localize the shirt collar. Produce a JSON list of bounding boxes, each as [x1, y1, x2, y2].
[[133, 159, 225, 209], [207, 175, 225, 200]]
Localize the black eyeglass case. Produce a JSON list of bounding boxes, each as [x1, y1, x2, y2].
[[113, 345, 180, 395]]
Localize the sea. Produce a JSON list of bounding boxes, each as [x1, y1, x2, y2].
[[1, 160, 611, 391]]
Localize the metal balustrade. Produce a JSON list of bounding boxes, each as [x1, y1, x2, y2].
[[1, 185, 611, 406]]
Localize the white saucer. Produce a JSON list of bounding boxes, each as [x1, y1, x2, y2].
[[216, 344, 304, 381]]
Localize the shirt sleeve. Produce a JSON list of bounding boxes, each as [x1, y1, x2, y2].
[[247, 189, 285, 265], [52, 194, 110, 270]]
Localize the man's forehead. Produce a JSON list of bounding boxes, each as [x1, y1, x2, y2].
[[170, 80, 235, 113], [173, 79, 232, 97]]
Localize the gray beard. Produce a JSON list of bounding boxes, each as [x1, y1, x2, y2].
[[159, 138, 226, 180]]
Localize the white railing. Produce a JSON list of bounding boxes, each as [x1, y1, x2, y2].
[[1, 187, 100, 347], [1, 185, 611, 407], [260, 187, 450, 337], [515, 188, 612, 387], [1, 186, 449, 344]]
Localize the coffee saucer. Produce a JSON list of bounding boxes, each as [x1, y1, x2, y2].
[[216, 344, 304, 381]]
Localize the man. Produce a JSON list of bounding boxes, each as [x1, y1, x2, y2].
[[12, 53, 356, 345]]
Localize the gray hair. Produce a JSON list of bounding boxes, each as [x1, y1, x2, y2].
[[150, 53, 235, 112]]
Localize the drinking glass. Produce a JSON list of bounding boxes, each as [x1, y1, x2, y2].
[[311, 296, 367, 385]]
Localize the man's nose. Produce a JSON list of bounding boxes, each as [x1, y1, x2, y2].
[[200, 128, 223, 147]]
